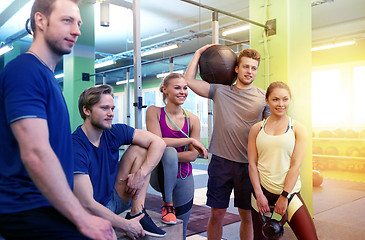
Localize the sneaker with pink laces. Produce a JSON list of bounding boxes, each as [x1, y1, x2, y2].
[[161, 205, 177, 225]]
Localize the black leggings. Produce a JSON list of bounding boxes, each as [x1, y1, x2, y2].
[[251, 187, 318, 240]]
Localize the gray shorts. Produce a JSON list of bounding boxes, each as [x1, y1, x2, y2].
[[105, 188, 132, 214]]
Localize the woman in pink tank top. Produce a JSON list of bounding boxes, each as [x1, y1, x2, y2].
[[146, 73, 208, 239]]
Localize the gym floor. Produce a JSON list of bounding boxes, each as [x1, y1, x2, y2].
[[154, 159, 365, 240], [2, 156, 362, 240]]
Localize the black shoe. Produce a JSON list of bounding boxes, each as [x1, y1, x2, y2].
[[126, 209, 166, 238]]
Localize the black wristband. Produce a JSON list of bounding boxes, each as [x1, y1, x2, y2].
[[281, 190, 290, 198]]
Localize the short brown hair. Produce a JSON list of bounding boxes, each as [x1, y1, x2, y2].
[[237, 49, 261, 66], [30, 0, 80, 36], [78, 85, 114, 120]]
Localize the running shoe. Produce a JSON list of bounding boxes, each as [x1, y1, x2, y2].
[[161, 205, 177, 225], [126, 208, 166, 238]]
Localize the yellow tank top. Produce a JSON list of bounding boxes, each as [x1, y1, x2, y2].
[[256, 118, 301, 194]]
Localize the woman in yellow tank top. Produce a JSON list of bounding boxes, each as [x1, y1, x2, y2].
[[247, 81, 318, 239]]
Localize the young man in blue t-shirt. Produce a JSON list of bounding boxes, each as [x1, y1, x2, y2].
[[72, 85, 167, 239], [0, 0, 115, 239]]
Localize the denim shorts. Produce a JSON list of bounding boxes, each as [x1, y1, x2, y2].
[[105, 188, 132, 214], [206, 154, 252, 210]]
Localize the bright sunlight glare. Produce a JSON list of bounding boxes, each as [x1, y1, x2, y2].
[[312, 69, 343, 125], [354, 66, 365, 124]]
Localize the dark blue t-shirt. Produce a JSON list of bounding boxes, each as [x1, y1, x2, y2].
[[72, 124, 135, 205], [0, 54, 74, 214]]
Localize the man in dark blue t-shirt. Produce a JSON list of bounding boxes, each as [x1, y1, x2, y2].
[[0, 0, 115, 239], [73, 85, 166, 239]]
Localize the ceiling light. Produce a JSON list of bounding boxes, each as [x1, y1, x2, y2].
[[0, 43, 14, 56], [222, 25, 250, 36], [95, 59, 115, 69], [311, 41, 356, 52], [100, 1, 110, 27], [141, 43, 180, 57], [156, 70, 184, 78], [116, 79, 134, 85], [55, 73, 64, 79], [311, 0, 334, 7], [0, 22, 32, 56]]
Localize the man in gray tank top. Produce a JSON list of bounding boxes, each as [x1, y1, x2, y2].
[[185, 45, 270, 240]]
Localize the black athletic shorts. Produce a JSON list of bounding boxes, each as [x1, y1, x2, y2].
[[206, 154, 252, 210]]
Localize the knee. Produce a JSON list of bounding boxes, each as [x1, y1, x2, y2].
[[239, 209, 252, 223], [132, 144, 148, 157], [210, 208, 226, 221], [161, 147, 178, 167], [123, 145, 147, 165], [163, 146, 178, 158]]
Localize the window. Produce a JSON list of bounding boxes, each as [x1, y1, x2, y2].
[[312, 61, 365, 128], [112, 95, 120, 124], [142, 89, 160, 129], [113, 82, 209, 146], [312, 69, 342, 125], [113, 92, 125, 124]]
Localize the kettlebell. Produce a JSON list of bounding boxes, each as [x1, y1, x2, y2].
[[260, 206, 288, 240]]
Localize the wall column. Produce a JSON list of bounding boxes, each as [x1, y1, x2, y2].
[[250, 0, 313, 213], [63, 2, 95, 131]]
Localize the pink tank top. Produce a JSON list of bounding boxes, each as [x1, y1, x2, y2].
[[160, 107, 192, 178]]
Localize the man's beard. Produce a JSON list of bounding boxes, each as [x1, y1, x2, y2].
[[46, 37, 72, 56], [90, 117, 112, 131]]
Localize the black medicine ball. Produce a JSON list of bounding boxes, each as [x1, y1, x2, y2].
[[198, 45, 237, 85]]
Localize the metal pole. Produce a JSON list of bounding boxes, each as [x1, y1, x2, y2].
[[180, 0, 267, 29], [126, 68, 131, 126], [133, 0, 142, 129], [207, 12, 219, 146], [102, 73, 106, 84], [169, 57, 174, 73], [95, 51, 194, 75]]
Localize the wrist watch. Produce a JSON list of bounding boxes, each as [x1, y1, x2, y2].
[[281, 190, 291, 199]]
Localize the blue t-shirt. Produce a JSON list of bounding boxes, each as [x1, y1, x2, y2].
[[72, 124, 135, 206], [0, 54, 74, 214]]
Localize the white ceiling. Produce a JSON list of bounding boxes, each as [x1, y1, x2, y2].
[[1, 0, 365, 83]]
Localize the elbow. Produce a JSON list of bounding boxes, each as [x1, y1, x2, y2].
[[73, 193, 97, 214], [21, 152, 38, 167], [159, 138, 167, 151], [151, 136, 166, 153], [20, 146, 48, 169], [78, 199, 96, 214], [248, 161, 257, 172], [294, 167, 301, 176], [186, 78, 192, 86], [289, 163, 301, 176]]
